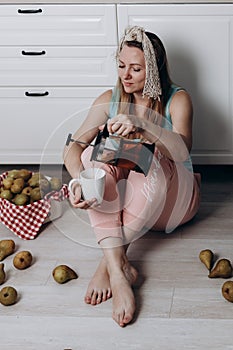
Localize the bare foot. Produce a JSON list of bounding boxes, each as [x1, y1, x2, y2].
[[110, 263, 138, 327], [84, 257, 112, 305]]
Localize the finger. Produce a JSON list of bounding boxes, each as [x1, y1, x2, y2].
[[77, 198, 97, 209]]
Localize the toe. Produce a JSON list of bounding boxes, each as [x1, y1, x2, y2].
[[107, 287, 112, 299], [123, 312, 133, 325], [96, 290, 103, 304], [101, 289, 107, 302], [91, 290, 98, 305], [84, 289, 93, 304]]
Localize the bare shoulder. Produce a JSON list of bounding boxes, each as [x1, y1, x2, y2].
[[170, 89, 193, 115], [92, 89, 113, 106]]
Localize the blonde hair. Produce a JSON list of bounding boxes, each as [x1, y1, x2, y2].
[[116, 30, 172, 118]]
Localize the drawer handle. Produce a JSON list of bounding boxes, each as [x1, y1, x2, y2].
[[25, 91, 49, 97], [22, 50, 46, 56], [18, 9, 42, 14]]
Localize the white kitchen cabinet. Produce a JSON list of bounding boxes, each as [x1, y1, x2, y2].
[[0, 87, 106, 164], [0, 47, 116, 86], [0, 4, 117, 164], [118, 4, 233, 164]]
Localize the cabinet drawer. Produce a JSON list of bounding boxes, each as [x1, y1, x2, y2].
[[0, 46, 117, 86], [0, 4, 117, 46], [0, 86, 109, 163]]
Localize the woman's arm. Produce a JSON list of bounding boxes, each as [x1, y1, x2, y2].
[[107, 90, 193, 162], [63, 89, 112, 178], [141, 90, 193, 162]]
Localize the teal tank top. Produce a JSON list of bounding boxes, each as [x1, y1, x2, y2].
[[108, 85, 193, 172]]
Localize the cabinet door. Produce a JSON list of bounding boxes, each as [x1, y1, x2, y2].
[[0, 5, 117, 46], [0, 87, 108, 164], [117, 4, 233, 164], [0, 46, 117, 86]]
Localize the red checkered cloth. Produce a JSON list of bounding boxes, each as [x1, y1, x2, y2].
[[0, 172, 69, 240]]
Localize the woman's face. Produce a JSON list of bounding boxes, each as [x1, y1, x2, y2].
[[118, 45, 146, 95]]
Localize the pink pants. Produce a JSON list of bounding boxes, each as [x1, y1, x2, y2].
[[81, 146, 201, 243]]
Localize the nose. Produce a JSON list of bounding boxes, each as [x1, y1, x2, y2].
[[122, 67, 131, 80]]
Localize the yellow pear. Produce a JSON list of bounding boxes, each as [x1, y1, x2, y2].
[[2, 177, 14, 190], [0, 286, 17, 306], [0, 263, 6, 285], [208, 258, 232, 278], [199, 249, 214, 271], [0, 239, 15, 261], [50, 177, 62, 191], [13, 251, 33, 270], [52, 265, 78, 284], [7, 169, 19, 179], [16, 168, 31, 181], [222, 281, 233, 302]]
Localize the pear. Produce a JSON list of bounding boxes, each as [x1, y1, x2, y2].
[[50, 177, 62, 191], [7, 169, 19, 179], [12, 193, 29, 206], [11, 178, 25, 194], [2, 177, 14, 190], [28, 172, 45, 187], [0, 189, 13, 201], [0, 239, 15, 261], [222, 280, 233, 302], [208, 258, 232, 279], [52, 264, 78, 284], [0, 263, 6, 285], [199, 249, 214, 271], [39, 178, 51, 193], [30, 187, 44, 202], [13, 251, 33, 270], [0, 286, 17, 306], [16, 168, 31, 181], [22, 186, 32, 196]]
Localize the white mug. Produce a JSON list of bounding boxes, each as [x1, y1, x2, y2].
[[68, 168, 106, 204]]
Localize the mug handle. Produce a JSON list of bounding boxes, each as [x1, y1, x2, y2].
[[68, 178, 81, 197]]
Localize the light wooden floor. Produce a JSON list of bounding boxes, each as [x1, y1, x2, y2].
[[0, 165, 233, 350]]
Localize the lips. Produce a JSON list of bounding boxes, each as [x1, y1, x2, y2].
[[123, 82, 133, 87]]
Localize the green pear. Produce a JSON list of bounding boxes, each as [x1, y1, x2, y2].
[[2, 177, 14, 190], [7, 169, 19, 179], [209, 258, 232, 278], [0, 263, 6, 285], [16, 168, 31, 181], [39, 178, 51, 193], [0, 239, 15, 261], [199, 249, 214, 271], [22, 186, 32, 196], [50, 177, 62, 191], [12, 193, 29, 206], [13, 251, 33, 270], [0, 189, 13, 201], [30, 187, 44, 202], [222, 280, 233, 302], [0, 286, 17, 306], [28, 172, 45, 187], [52, 265, 78, 284], [11, 178, 25, 194]]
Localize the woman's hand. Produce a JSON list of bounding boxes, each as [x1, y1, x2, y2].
[[107, 114, 141, 137], [69, 183, 97, 209]]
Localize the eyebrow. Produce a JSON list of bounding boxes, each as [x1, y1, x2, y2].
[[118, 59, 143, 67]]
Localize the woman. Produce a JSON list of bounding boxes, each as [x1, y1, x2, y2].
[[63, 26, 201, 327]]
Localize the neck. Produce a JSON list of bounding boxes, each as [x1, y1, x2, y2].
[[132, 92, 149, 107]]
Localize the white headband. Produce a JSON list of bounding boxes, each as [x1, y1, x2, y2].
[[118, 26, 162, 100]]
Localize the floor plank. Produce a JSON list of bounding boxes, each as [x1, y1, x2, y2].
[[0, 165, 233, 349]]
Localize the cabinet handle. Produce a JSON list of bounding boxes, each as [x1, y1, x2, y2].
[[25, 91, 49, 97], [22, 50, 46, 56], [18, 9, 42, 14]]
